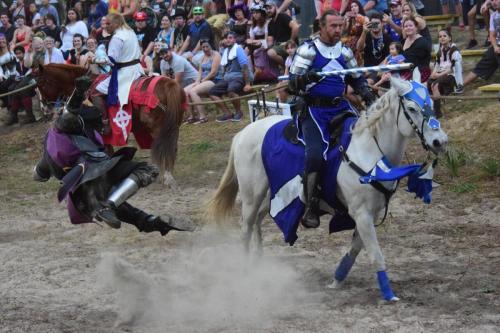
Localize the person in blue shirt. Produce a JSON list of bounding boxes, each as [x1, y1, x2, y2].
[[358, 0, 388, 17], [383, 0, 403, 42], [288, 9, 376, 228]]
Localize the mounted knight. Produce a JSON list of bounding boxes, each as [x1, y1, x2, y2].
[[33, 76, 194, 235]]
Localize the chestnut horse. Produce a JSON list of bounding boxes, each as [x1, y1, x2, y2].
[[35, 63, 186, 177]]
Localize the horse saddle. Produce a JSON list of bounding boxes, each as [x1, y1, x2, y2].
[[283, 111, 357, 146]]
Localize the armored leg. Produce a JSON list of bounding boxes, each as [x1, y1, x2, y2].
[[302, 172, 321, 228]]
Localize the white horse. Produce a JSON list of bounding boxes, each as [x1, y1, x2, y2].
[[206, 77, 448, 301]]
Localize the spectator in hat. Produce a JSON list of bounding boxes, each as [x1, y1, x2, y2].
[[171, 7, 189, 52], [209, 31, 251, 123], [383, 0, 404, 42], [265, 0, 299, 66], [159, 45, 199, 88], [133, 11, 156, 55], [227, 2, 250, 46], [178, 6, 214, 64]]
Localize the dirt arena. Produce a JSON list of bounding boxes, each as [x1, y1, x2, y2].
[[0, 99, 499, 332]]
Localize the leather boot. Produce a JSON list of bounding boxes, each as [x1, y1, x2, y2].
[[95, 206, 122, 229], [301, 172, 321, 228]]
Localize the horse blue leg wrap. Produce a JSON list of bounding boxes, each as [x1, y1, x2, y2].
[[334, 253, 356, 282], [377, 270, 396, 301]]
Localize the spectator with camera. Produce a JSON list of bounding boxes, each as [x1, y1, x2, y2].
[[357, 12, 392, 71], [383, 0, 403, 42]]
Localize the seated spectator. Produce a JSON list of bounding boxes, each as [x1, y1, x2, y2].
[[39, 0, 60, 26], [5, 45, 36, 125], [66, 33, 89, 66], [344, 0, 369, 64], [0, 34, 15, 109], [60, 8, 89, 54], [184, 39, 222, 124], [357, 12, 392, 81], [401, 1, 431, 49], [133, 11, 156, 56], [178, 6, 215, 65], [151, 41, 165, 75], [373, 41, 405, 89], [253, 35, 280, 83], [170, 7, 189, 52], [28, 3, 43, 31], [401, 16, 431, 82], [358, 0, 388, 17], [40, 14, 62, 48], [441, 0, 465, 30], [159, 45, 199, 88], [247, 3, 268, 53], [428, 29, 462, 117], [265, 0, 299, 66], [383, 0, 403, 42], [10, 16, 32, 52], [462, 0, 499, 89], [88, 0, 109, 34], [0, 14, 16, 45], [209, 31, 252, 123], [145, 14, 174, 55], [43, 36, 65, 64], [227, 3, 250, 46]]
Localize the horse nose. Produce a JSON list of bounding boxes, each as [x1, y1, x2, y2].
[[433, 139, 442, 148], [433, 137, 448, 150]]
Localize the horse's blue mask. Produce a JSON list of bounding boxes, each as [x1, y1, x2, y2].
[[402, 81, 440, 130]]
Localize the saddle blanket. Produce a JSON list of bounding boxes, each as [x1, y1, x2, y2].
[[261, 118, 358, 245], [92, 75, 162, 148]]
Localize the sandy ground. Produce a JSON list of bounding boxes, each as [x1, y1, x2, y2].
[[1, 175, 499, 332]]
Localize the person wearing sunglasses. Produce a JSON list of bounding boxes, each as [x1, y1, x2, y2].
[[177, 6, 214, 65]]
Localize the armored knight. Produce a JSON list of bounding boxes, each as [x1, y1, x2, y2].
[[288, 9, 376, 229], [33, 76, 193, 235]]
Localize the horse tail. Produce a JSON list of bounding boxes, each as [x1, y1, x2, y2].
[[205, 136, 239, 223], [151, 78, 186, 175]]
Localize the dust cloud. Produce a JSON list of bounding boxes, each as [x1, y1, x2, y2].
[[96, 229, 313, 332]]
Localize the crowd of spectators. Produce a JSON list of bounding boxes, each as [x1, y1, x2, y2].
[[0, 0, 498, 126]]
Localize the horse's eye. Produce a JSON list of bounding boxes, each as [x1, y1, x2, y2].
[[408, 107, 418, 113]]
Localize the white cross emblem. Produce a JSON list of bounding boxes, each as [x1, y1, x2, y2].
[[113, 108, 132, 141]]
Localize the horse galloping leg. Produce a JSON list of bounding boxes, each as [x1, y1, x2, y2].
[[240, 180, 269, 255], [253, 193, 270, 257], [354, 210, 399, 302], [328, 230, 363, 289]]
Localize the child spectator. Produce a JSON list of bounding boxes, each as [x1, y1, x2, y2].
[[373, 41, 405, 89], [428, 29, 463, 117]]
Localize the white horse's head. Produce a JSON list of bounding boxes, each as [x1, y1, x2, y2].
[[390, 77, 448, 154]]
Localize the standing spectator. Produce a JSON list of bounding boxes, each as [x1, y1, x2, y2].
[[171, 7, 189, 52], [28, 3, 43, 31], [265, 0, 299, 66], [384, 0, 403, 42], [344, 0, 369, 63], [133, 11, 155, 55], [428, 29, 462, 117], [39, 0, 60, 26], [315, 0, 349, 17], [184, 39, 222, 124], [209, 31, 251, 123], [464, 0, 487, 49], [159, 45, 199, 88], [5, 45, 36, 125], [0, 14, 16, 44], [441, 0, 465, 30], [88, 0, 109, 33], [10, 16, 32, 52], [462, 0, 500, 87], [357, 13, 391, 72], [401, 2, 431, 48], [401, 16, 431, 82], [10, 0, 27, 19], [60, 8, 89, 54], [179, 6, 214, 63], [40, 14, 62, 48], [43, 36, 65, 64], [66, 33, 89, 66], [94, 16, 113, 50]]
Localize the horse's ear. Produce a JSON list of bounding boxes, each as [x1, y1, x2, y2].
[[411, 67, 421, 83], [390, 76, 412, 96]]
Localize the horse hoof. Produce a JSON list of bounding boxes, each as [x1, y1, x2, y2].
[[326, 279, 343, 289], [387, 296, 400, 302]]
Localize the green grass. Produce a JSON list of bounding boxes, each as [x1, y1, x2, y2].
[[443, 145, 469, 177], [450, 182, 477, 193], [480, 159, 500, 178]]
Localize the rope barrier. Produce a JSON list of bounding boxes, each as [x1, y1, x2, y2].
[[187, 83, 287, 107], [0, 82, 37, 98]]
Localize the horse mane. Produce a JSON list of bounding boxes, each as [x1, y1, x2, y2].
[[352, 87, 398, 135]]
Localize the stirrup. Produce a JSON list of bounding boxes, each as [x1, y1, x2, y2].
[[95, 207, 122, 229]]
